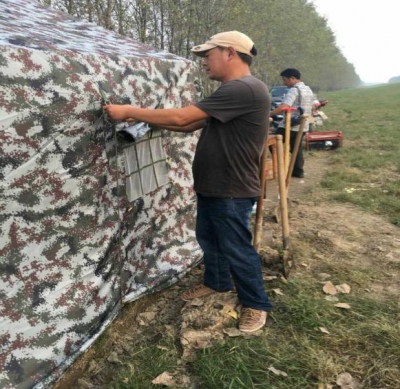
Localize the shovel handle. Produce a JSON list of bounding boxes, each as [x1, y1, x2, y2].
[[281, 107, 296, 175], [253, 131, 269, 252], [286, 114, 308, 191], [276, 135, 290, 250]]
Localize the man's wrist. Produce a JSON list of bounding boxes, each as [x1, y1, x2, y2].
[[124, 105, 135, 120]]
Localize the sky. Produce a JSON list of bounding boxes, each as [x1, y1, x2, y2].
[[310, 0, 400, 84]]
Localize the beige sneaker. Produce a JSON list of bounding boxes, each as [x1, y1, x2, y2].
[[181, 285, 217, 301], [239, 308, 267, 333]]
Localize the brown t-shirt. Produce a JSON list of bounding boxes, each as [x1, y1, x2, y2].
[[193, 75, 270, 198]]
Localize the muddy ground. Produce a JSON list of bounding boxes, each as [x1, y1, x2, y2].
[[54, 151, 400, 389]]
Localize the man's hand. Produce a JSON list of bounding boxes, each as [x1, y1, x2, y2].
[[103, 104, 130, 120], [270, 103, 290, 117]]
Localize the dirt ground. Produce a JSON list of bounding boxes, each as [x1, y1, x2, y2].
[[54, 151, 400, 389]]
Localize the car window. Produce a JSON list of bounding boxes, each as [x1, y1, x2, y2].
[[270, 87, 288, 97]]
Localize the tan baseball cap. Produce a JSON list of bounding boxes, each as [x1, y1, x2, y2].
[[191, 31, 256, 57]]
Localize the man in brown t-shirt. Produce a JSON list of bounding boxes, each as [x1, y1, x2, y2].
[[104, 31, 273, 333]]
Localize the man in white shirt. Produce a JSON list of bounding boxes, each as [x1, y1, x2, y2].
[[269, 68, 314, 178]]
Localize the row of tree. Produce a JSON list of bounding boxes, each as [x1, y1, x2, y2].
[[39, 0, 361, 92]]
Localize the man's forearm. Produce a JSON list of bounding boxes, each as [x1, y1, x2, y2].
[[103, 104, 208, 130], [162, 120, 205, 133]]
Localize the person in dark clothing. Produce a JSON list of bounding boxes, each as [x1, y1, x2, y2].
[[103, 31, 273, 333]]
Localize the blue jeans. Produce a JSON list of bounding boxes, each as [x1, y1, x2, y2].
[[196, 194, 273, 312]]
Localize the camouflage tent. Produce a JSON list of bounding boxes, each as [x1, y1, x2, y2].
[[0, 1, 202, 387]]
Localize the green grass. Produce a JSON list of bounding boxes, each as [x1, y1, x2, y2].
[[112, 334, 180, 389], [315, 83, 400, 225], [106, 275, 400, 389], [190, 278, 400, 389]]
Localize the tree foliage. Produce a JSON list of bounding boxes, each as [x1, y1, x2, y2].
[[38, 0, 361, 91], [388, 76, 400, 84]]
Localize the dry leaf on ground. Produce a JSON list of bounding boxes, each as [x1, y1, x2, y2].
[[188, 298, 204, 307], [336, 284, 351, 294], [334, 303, 351, 309], [268, 366, 288, 377], [223, 328, 242, 337], [319, 327, 330, 334], [107, 352, 121, 364], [263, 275, 278, 281], [325, 296, 339, 302], [152, 371, 175, 386], [272, 288, 285, 296], [222, 307, 238, 319], [318, 273, 331, 280], [336, 372, 359, 388], [323, 281, 337, 295]]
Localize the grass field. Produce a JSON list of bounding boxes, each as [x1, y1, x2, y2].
[[318, 83, 400, 226]]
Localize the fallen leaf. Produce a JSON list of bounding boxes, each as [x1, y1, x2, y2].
[[336, 372, 355, 388], [272, 288, 285, 296], [300, 262, 309, 268], [325, 296, 339, 302], [139, 311, 157, 321], [223, 308, 239, 319], [123, 378, 129, 383], [263, 275, 278, 281], [319, 327, 330, 334], [223, 328, 242, 337], [77, 379, 95, 389], [157, 345, 169, 351], [268, 366, 288, 377], [152, 371, 175, 386], [107, 351, 121, 364], [318, 273, 331, 280], [180, 330, 212, 348], [334, 303, 351, 309], [189, 298, 204, 307], [323, 281, 337, 295], [336, 284, 351, 294]]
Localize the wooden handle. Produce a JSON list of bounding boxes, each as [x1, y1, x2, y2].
[[286, 114, 308, 191], [284, 111, 291, 175], [253, 128, 270, 252], [276, 135, 290, 250]]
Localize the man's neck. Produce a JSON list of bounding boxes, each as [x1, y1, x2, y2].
[[221, 68, 251, 84]]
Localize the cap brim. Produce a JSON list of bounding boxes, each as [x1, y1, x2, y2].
[[190, 43, 218, 57]]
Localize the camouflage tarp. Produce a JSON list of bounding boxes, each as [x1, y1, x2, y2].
[[0, 1, 202, 388]]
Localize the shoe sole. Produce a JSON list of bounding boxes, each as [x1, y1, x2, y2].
[[239, 321, 266, 333]]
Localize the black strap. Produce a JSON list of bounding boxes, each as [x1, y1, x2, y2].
[[293, 85, 303, 110]]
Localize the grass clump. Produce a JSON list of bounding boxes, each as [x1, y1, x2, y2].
[[112, 334, 180, 389]]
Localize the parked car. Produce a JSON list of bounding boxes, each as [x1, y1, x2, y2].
[[270, 86, 289, 108]]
